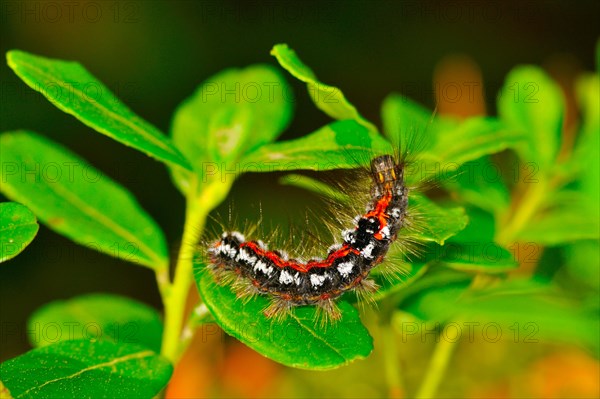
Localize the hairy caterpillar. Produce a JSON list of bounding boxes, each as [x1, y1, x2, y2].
[[207, 153, 411, 320]]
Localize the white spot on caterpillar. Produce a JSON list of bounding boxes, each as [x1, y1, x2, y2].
[[254, 260, 274, 276], [236, 248, 257, 264], [257, 240, 267, 250], [230, 231, 245, 242], [390, 208, 402, 219], [337, 261, 354, 278], [380, 225, 391, 239], [278, 251, 289, 261], [343, 229, 355, 243], [220, 244, 237, 258], [310, 274, 327, 287], [361, 242, 376, 259], [279, 270, 294, 285], [293, 272, 302, 286]]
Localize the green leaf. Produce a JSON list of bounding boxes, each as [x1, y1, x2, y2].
[[393, 267, 474, 307], [6, 50, 191, 171], [438, 242, 517, 273], [0, 202, 39, 263], [450, 207, 497, 243], [194, 268, 373, 370], [28, 294, 163, 352], [574, 74, 600, 207], [409, 196, 468, 245], [566, 240, 600, 290], [241, 120, 392, 171], [498, 66, 564, 167], [442, 157, 510, 215], [380, 93, 524, 191], [515, 209, 599, 245], [170, 64, 292, 193], [405, 279, 599, 353], [431, 117, 525, 166], [271, 44, 377, 132], [0, 131, 168, 269], [381, 93, 436, 150], [369, 261, 430, 302], [516, 190, 599, 245], [0, 340, 172, 399], [576, 74, 600, 142], [439, 208, 517, 272]]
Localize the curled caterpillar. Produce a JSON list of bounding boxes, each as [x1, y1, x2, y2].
[[207, 154, 409, 320]]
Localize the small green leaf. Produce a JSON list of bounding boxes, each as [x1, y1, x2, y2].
[[241, 120, 392, 171], [574, 74, 600, 210], [409, 196, 468, 245], [6, 50, 191, 171], [194, 268, 373, 370], [271, 44, 377, 132], [0, 202, 39, 263], [566, 240, 600, 290], [0, 340, 172, 399], [442, 157, 510, 215], [516, 190, 599, 245], [437, 208, 517, 272], [405, 279, 599, 353], [28, 294, 163, 352], [576, 74, 600, 141], [0, 131, 168, 269], [381, 94, 524, 188], [393, 267, 474, 307], [431, 117, 525, 166], [516, 208, 599, 245], [381, 93, 435, 149], [438, 242, 517, 273], [369, 261, 430, 302], [498, 66, 564, 167], [170, 65, 292, 193], [450, 207, 497, 243]]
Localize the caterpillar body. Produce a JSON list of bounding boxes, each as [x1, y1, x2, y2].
[[207, 154, 410, 320]]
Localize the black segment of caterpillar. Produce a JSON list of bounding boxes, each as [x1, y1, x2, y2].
[[207, 154, 408, 321]]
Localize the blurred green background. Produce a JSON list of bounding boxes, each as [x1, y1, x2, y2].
[[1, 0, 599, 397]]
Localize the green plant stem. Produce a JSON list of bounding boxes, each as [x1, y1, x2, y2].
[[175, 303, 212, 360], [381, 323, 404, 399], [415, 325, 458, 399], [161, 198, 206, 363], [154, 269, 171, 307]]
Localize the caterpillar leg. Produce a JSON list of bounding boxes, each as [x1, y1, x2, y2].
[[263, 297, 293, 321], [231, 278, 261, 303], [353, 278, 379, 310], [207, 265, 236, 286], [375, 259, 410, 284], [315, 299, 342, 326]]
